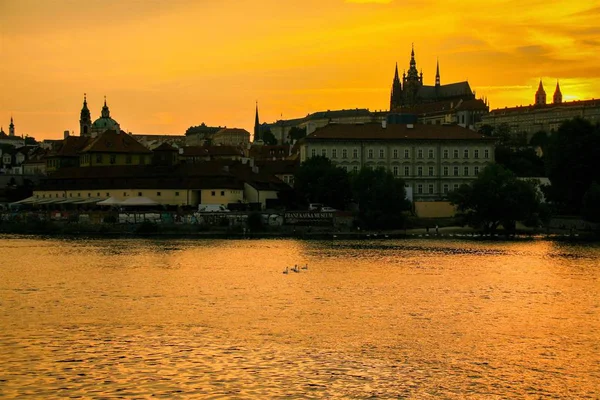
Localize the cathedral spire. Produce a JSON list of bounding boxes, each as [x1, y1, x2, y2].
[[390, 62, 403, 111], [435, 58, 440, 87], [101, 96, 110, 118], [9, 116, 15, 137], [553, 80, 562, 104]]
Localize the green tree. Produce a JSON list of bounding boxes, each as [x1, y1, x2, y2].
[[529, 130, 548, 149], [478, 124, 494, 137], [350, 167, 410, 229], [294, 155, 352, 210], [545, 118, 600, 214], [449, 164, 542, 233], [582, 182, 600, 223], [495, 147, 545, 177], [262, 129, 278, 145]]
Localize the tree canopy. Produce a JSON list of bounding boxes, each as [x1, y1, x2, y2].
[[288, 127, 307, 142], [351, 167, 410, 229], [262, 129, 278, 145], [544, 118, 600, 214], [449, 164, 543, 233], [293, 155, 352, 210]]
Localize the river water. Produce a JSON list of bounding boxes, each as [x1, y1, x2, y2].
[[0, 236, 598, 399]]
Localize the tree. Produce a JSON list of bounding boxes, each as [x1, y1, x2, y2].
[[288, 127, 307, 142], [294, 156, 352, 210], [545, 118, 600, 214], [582, 182, 600, 223], [478, 124, 494, 137], [350, 167, 410, 229], [529, 130, 548, 149], [262, 129, 277, 145], [448, 164, 543, 233], [495, 147, 545, 177]]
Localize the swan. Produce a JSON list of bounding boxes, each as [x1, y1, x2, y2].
[[301, 264, 308, 270], [283, 267, 289, 274]]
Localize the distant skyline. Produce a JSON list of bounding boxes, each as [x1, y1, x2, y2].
[[1, 0, 599, 140]]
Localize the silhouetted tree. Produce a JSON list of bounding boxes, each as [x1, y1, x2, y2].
[[294, 156, 351, 210], [262, 129, 277, 145], [288, 127, 307, 142], [582, 182, 600, 223]]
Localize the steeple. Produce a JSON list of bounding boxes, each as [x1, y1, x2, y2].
[[253, 101, 261, 142], [80, 93, 92, 136], [9, 116, 15, 137], [553, 80, 562, 104], [535, 79, 547, 106], [435, 58, 440, 87], [101, 96, 110, 118], [390, 62, 403, 111]]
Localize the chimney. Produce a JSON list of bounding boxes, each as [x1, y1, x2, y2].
[[382, 120, 387, 129], [64, 130, 70, 139]]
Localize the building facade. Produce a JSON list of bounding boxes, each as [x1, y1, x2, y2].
[[300, 123, 495, 201]]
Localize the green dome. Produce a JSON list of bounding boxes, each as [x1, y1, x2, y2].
[[92, 117, 119, 130]]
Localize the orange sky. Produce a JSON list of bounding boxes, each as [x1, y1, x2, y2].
[[1, 0, 599, 140]]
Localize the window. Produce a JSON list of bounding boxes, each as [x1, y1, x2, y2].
[[404, 149, 410, 159], [157, 192, 161, 196], [404, 166, 410, 176], [417, 166, 423, 176], [474, 150, 479, 159], [88, 193, 91, 198], [428, 184, 434, 194], [69, 193, 73, 197], [463, 166, 469, 176], [353, 149, 358, 159], [342, 149, 347, 159], [417, 184, 423, 194], [321, 149, 327, 157], [428, 166, 434, 176], [484, 149, 490, 159], [311, 149, 316, 157], [443, 184, 449, 193], [110, 154, 116, 164], [453, 166, 459, 176], [428, 149, 434, 159], [96, 154, 103, 164], [332, 149, 337, 158], [211, 191, 216, 196], [443, 149, 449, 159], [393, 149, 398, 159], [417, 149, 423, 159], [379, 149, 385, 159], [106, 193, 110, 197], [140, 156, 145, 165], [453, 184, 459, 190], [464, 149, 469, 159], [123, 192, 127, 197], [393, 166, 399, 176], [353, 166, 358, 173], [368, 149, 374, 159], [474, 166, 480, 175], [443, 166, 449, 176], [126, 155, 132, 164], [221, 191, 225, 196], [97, 193, 100, 197], [453, 149, 459, 159], [138, 192, 142, 196]]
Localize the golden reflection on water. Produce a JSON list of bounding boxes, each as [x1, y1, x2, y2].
[[0, 236, 599, 398]]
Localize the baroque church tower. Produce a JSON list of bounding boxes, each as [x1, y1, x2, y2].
[[80, 93, 92, 136], [9, 116, 15, 137]]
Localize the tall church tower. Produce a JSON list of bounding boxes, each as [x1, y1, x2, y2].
[[402, 44, 423, 107], [79, 93, 92, 136], [435, 59, 440, 87], [535, 80, 546, 105], [253, 102, 261, 142], [8, 116, 15, 137], [553, 81, 562, 104], [389, 63, 403, 111]]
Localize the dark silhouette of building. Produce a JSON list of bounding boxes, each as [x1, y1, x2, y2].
[[254, 102, 262, 142], [535, 80, 547, 105], [553, 81, 562, 104]]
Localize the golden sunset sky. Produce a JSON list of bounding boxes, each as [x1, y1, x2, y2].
[[1, 0, 599, 140]]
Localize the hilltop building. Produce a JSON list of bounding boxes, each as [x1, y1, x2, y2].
[[79, 94, 121, 137], [390, 46, 476, 111], [0, 118, 25, 146], [480, 81, 600, 138]]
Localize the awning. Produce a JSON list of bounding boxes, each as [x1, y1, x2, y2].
[[54, 197, 85, 204], [9, 196, 37, 205], [120, 196, 159, 206], [97, 197, 123, 206], [73, 197, 106, 204], [34, 198, 63, 204]]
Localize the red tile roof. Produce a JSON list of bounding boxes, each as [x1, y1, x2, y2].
[[307, 123, 493, 141], [81, 130, 152, 154]]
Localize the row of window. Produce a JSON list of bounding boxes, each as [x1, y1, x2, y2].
[[415, 183, 462, 195], [80, 154, 144, 165], [39, 191, 180, 198], [311, 148, 490, 160], [336, 164, 482, 177]]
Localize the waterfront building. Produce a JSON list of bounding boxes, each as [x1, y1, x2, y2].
[[300, 122, 495, 201], [480, 81, 600, 139]]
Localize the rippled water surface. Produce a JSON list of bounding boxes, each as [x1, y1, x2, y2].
[[0, 236, 599, 398]]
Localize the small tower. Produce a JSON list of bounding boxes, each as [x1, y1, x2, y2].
[[553, 80, 562, 104], [79, 93, 92, 136], [535, 79, 547, 105], [253, 101, 261, 142], [8, 116, 15, 137], [101, 96, 111, 118], [435, 59, 440, 87]]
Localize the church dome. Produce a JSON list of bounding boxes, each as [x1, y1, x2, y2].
[[92, 116, 119, 130]]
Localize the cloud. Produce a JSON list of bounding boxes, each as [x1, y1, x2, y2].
[[346, 0, 393, 3]]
